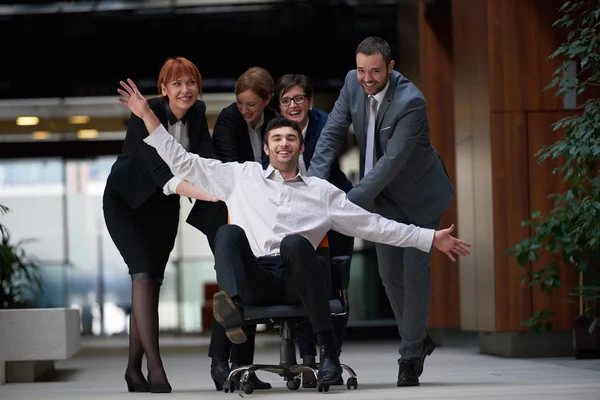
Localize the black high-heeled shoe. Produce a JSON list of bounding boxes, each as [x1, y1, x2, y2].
[[147, 372, 172, 393], [231, 364, 272, 390], [210, 357, 231, 391], [124, 371, 150, 392]]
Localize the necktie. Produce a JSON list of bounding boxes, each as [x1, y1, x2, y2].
[[364, 96, 378, 176]]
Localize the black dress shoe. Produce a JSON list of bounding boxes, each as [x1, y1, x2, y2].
[[210, 357, 231, 391], [231, 364, 272, 390], [303, 364, 344, 388], [213, 291, 247, 344], [317, 345, 342, 384], [417, 334, 436, 377], [397, 359, 419, 387], [307, 375, 343, 387]]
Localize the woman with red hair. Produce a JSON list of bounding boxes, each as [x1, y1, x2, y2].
[[103, 57, 222, 393]]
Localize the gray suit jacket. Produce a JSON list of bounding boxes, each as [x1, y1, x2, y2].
[[308, 70, 455, 226]]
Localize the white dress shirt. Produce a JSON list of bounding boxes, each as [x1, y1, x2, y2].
[[246, 113, 265, 163], [144, 125, 435, 257], [162, 120, 190, 195]]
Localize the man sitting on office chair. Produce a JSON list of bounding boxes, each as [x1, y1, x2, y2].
[[117, 78, 472, 385]]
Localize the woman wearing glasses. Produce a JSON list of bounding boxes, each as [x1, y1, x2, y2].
[[208, 66, 277, 391], [274, 73, 354, 388]]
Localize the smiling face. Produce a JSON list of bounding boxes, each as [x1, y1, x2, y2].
[[160, 74, 199, 119], [234, 67, 275, 128], [236, 89, 271, 128], [278, 85, 312, 130], [157, 57, 202, 120], [263, 126, 304, 173], [356, 52, 394, 96]]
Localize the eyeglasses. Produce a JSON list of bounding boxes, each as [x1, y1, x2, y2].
[[279, 94, 308, 106]]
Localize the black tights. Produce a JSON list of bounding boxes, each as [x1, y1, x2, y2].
[[125, 278, 168, 385]]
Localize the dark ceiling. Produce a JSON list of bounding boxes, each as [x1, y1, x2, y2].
[[0, 0, 399, 99]]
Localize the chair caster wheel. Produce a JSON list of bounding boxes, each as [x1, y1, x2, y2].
[[242, 382, 255, 394], [317, 383, 330, 392], [346, 377, 358, 390], [286, 378, 300, 390], [223, 379, 235, 393]]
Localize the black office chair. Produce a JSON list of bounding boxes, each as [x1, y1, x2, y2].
[[221, 235, 358, 394]]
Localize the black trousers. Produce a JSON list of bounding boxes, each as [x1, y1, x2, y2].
[[297, 229, 354, 357], [213, 224, 333, 333], [209, 318, 258, 364]]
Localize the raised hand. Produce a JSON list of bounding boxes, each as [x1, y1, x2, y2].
[[432, 224, 471, 262], [117, 79, 151, 119]]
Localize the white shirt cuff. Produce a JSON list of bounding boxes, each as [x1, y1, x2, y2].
[[418, 228, 436, 253], [163, 176, 183, 196]]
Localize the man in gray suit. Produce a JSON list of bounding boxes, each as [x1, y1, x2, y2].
[[308, 36, 455, 386]]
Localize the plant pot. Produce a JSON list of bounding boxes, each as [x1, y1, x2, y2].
[[572, 314, 600, 359]]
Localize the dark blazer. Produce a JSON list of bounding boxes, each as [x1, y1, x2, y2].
[[105, 96, 223, 242], [309, 70, 454, 225], [106, 97, 216, 207], [298, 108, 352, 193], [212, 102, 278, 163]]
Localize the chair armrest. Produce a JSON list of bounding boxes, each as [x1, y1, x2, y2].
[[331, 255, 351, 291]]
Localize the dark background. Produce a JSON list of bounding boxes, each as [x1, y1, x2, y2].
[[0, 0, 399, 99]]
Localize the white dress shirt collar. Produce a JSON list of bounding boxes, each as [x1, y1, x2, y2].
[[264, 164, 308, 184]]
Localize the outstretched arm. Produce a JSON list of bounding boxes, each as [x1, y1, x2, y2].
[[327, 185, 470, 261], [118, 79, 236, 201]]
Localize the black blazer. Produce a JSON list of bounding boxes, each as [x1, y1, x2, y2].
[[260, 108, 353, 193], [105, 96, 223, 241], [106, 97, 216, 207], [212, 102, 278, 162], [301, 108, 352, 193]]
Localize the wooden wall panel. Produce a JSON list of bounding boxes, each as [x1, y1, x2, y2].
[[491, 112, 533, 332], [418, 0, 459, 327], [527, 111, 580, 330], [487, 0, 564, 112], [487, 0, 573, 332]]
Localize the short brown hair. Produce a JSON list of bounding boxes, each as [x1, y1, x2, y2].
[[263, 116, 304, 147], [274, 74, 313, 102], [157, 57, 203, 96], [356, 37, 393, 65], [235, 67, 274, 101]]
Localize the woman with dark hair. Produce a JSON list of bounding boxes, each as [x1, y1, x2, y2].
[[103, 57, 220, 393]]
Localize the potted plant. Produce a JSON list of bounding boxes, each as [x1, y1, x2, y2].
[[507, 0, 600, 358], [0, 204, 83, 385], [0, 204, 43, 309]]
